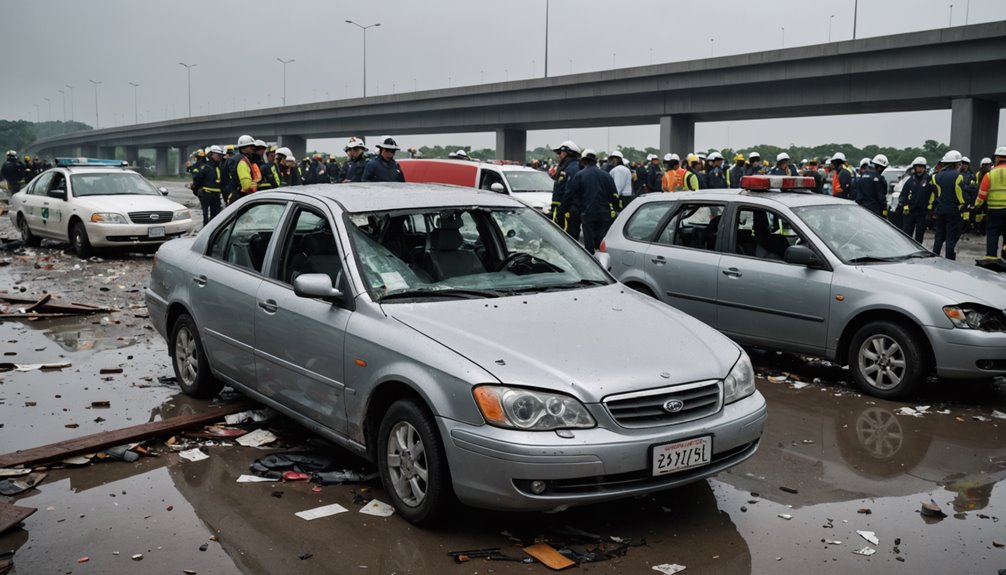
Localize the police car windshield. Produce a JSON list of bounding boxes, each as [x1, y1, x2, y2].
[[71, 172, 160, 198], [793, 204, 928, 264], [503, 170, 554, 193]]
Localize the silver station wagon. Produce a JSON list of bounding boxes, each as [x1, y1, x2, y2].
[[600, 176, 1006, 399], [146, 183, 766, 524]]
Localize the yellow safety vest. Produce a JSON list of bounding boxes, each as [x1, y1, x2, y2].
[[980, 165, 1006, 210]]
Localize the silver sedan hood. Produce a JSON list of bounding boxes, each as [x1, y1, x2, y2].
[[385, 284, 740, 403], [865, 257, 1006, 307]]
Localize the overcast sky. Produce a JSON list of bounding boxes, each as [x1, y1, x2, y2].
[[7, 0, 1006, 155]]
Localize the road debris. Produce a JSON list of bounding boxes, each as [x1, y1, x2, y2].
[[311, 470, 380, 485], [0, 472, 47, 496], [236, 475, 273, 483], [779, 486, 799, 494], [178, 448, 209, 462], [224, 408, 275, 425], [295, 503, 349, 520], [0, 294, 112, 319], [0, 362, 71, 372], [857, 530, 879, 545], [235, 428, 278, 447], [0, 502, 36, 534], [852, 547, 876, 556], [523, 542, 576, 570], [857, 508, 872, 514], [359, 499, 395, 517], [131, 553, 143, 561], [778, 514, 793, 520], [920, 500, 947, 519], [652, 564, 687, 574]]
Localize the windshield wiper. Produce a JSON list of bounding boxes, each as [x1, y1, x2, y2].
[[379, 287, 501, 301], [901, 250, 935, 259], [847, 255, 901, 263], [501, 279, 608, 294]]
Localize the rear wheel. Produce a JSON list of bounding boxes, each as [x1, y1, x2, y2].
[[70, 221, 93, 259], [17, 215, 41, 247], [169, 314, 223, 398], [848, 320, 926, 399]]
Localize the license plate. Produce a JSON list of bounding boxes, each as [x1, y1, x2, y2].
[[652, 436, 712, 476], [147, 226, 165, 238]]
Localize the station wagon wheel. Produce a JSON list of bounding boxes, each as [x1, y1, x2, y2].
[[848, 320, 925, 399], [377, 399, 452, 525], [70, 221, 93, 259], [17, 215, 41, 247], [169, 313, 223, 398]]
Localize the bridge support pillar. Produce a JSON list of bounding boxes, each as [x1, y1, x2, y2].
[[950, 98, 1000, 160], [278, 135, 306, 161], [78, 144, 97, 158], [495, 129, 527, 163], [154, 146, 169, 177], [97, 146, 116, 160], [179, 144, 199, 175], [124, 146, 139, 166], [659, 116, 694, 155]]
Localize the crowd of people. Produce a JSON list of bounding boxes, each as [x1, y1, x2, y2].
[[1, 151, 52, 193]]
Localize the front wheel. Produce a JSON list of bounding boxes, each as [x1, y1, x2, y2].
[[17, 215, 41, 247], [848, 321, 926, 399], [377, 399, 452, 526], [169, 313, 223, 398], [70, 221, 93, 259]]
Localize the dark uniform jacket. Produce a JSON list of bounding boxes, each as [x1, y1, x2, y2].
[[550, 158, 581, 206], [559, 164, 618, 220], [193, 160, 224, 192], [341, 156, 367, 182], [900, 172, 935, 214], [932, 169, 965, 215], [854, 168, 888, 215], [362, 156, 405, 182]]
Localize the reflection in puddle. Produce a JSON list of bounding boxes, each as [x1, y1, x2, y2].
[[21, 315, 139, 352]]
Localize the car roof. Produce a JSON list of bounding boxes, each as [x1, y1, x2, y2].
[[634, 189, 850, 209], [280, 182, 525, 212]]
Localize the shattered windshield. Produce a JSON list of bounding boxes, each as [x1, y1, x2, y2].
[[346, 206, 610, 301], [794, 204, 931, 263]]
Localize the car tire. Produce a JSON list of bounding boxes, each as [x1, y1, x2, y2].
[[848, 321, 926, 399], [169, 313, 223, 399], [377, 399, 452, 526], [17, 215, 41, 247], [70, 221, 93, 259]]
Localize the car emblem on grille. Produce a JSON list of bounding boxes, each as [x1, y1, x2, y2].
[[149, 213, 160, 221], [663, 399, 685, 413]]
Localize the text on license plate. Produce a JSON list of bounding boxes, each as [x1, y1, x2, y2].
[[652, 436, 712, 476], [148, 226, 165, 238]]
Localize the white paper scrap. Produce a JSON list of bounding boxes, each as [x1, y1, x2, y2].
[[857, 531, 879, 545], [767, 375, 788, 383], [790, 382, 810, 390], [992, 410, 1006, 420], [178, 448, 209, 462], [652, 564, 687, 575], [359, 499, 396, 517], [777, 514, 793, 520], [236, 429, 277, 447], [224, 411, 253, 425], [236, 474, 274, 483], [852, 547, 876, 556], [295, 503, 349, 520], [896, 407, 921, 417]]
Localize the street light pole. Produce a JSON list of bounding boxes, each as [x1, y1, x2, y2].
[[65, 84, 74, 122], [544, 0, 549, 78], [276, 58, 294, 105], [128, 82, 140, 124], [829, 14, 835, 42], [178, 62, 196, 117], [89, 79, 101, 129], [58, 90, 66, 121], [949, 4, 954, 26], [853, 0, 858, 39], [781, 27, 785, 48], [345, 20, 380, 97], [710, 38, 714, 57]]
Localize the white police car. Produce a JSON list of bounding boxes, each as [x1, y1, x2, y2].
[[8, 158, 192, 258]]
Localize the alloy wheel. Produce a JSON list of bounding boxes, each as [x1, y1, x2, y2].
[[858, 335, 906, 391], [386, 421, 429, 507]]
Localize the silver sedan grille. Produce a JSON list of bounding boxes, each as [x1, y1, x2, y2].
[[603, 380, 722, 428], [128, 211, 172, 224]]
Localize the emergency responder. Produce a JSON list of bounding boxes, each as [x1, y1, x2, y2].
[[681, 154, 702, 190], [931, 150, 967, 260], [275, 147, 302, 186], [223, 144, 241, 203], [608, 150, 633, 208], [744, 152, 764, 175], [661, 153, 681, 191], [691, 153, 708, 188], [899, 156, 934, 243], [363, 137, 406, 182], [705, 152, 727, 188], [769, 152, 795, 176], [326, 155, 341, 181], [550, 141, 582, 239], [829, 152, 854, 199], [801, 159, 825, 194], [646, 154, 663, 194], [960, 156, 978, 233], [341, 137, 368, 182], [230, 134, 260, 202], [193, 145, 226, 225], [633, 159, 647, 195], [186, 148, 205, 176], [974, 146, 1006, 259], [2, 151, 23, 193], [257, 142, 282, 191], [305, 153, 330, 184], [558, 149, 618, 254], [21, 155, 35, 183], [855, 154, 889, 216], [726, 153, 745, 188]]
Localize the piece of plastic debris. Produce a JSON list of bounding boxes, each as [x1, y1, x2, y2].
[[852, 547, 876, 556], [767, 375, 788, 383], [826, 540, 842, 545], [359, 499, 395, 517], [236, 475, 273, 483], [235, 428, 278, 447], [777, 514, 793, 520], [973, 415, 991, 422], [652, 564, 687, 575], [0, 472, 47, 496], [250, 452, 340, 480], [198, 543, 208, 552], [77, 557, 89, 563], [131, 554, 143, 561], [790, 382, 810, 390], [896, 407, 921, 417], [90, 401, 111, 408], [780, 486, 799, 494], [282, 471, 310, 482], [178, 448, 209, 462], [99, 368, 123, 375], [920, 500, 947, 518], [224, 408, 276, 425], [299, 553, 313, 560], [857, 508, 872, 514], [993, 541, 1004, 548], [991, 410, 1006, 420], [104, 445, 140, 462], [295, 503, 349, 520], [0, 362, 72, 372], [0, 469, 33, 478], [311, 470, 380, 485], [183, 570, 197, 574], [857, 531, 879, 545]]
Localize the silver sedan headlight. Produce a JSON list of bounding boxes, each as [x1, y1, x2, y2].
[[90, 213, 128, 224], [473, 385, 595, 430], [943, 305, 1006, 332], [172, 209, 191, 221], [723, 351, 756, 404]]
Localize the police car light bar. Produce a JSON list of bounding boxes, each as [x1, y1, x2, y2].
[[55, 158, 129, 167], [741, 175, 816, 191]]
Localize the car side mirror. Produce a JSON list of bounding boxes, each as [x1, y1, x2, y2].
[[783, 244, 821, 267], [490, 182, 505, 194], [47, 189, 67, 201], [293, 273, 344, 301], [158, 187, 169, 196]]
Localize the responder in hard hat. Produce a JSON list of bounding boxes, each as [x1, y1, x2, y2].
[[193, 145, 226, 226], [274, 147, 302, 186], [608, 150, 634, 209], [229, 134, 260, 203], [801, 158, 825, 194], [931, 150, 967, 260], [661, 153, 681, 191], [899, 156, 935, 243], [558, 149, 618, 254], [256, 142, 282, 192], [769, 152, 797, 176], [326, 154, 341, 181], [341, 137, 368, 182], [633, 157, 648, 195], [363, 136, 406, 182], [305, 153, 329, 184], [744, 151, 764, 176], [727, 153, 745, 188], [829, 152, 855, 199], [705, 152, 727, 188], [681, 154, 702, 190], [854, 154, 889, 216], [643, 153, 660, 194], [2, 150, 23, 193], [550, 140, 582, 239], [974, 146, 1006, 259]]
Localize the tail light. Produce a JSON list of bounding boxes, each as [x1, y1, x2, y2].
[[598, 240, 607, 253]]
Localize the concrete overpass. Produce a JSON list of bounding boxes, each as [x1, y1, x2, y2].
[[29, 20, 1006, 172]]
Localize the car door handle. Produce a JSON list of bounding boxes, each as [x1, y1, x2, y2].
[[192, 275, 207, 287], [258, 299, 279, 313], [651, 255, 666, 265], [722, 268, 742, 278]]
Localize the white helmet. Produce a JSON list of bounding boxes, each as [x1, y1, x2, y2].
[[831, 152, 846, 162], [455, 149, 470, 158], [344, 137, 367, 151], [941, 150, 962, 164], [696, 152, 706, 160], [236, 134, 256, 148], [552, 140, 581, 155], [275, 147, 293, 158], [980, 157, 992, 166], [749, 151, 761, 160], [776, 152, 790, 162], [664, 153, 680, 162], [254, 139, 267, 149], [207, 145, 224, 155], [646, 153, 656, 161], [708, 152, 723, 161], [911, 156, 927, 167], [961, 156, 971, 164], [872, 154, 889, 167], [996, 146, 1006, 157], [609, 150, 624, 159], [581, 149, 598, 161], [859, 157, 871, 167]]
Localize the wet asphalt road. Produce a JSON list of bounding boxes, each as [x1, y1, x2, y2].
[[0, 182, 1004, 574]]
